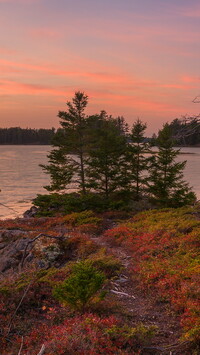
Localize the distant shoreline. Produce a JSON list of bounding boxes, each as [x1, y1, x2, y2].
[[0, 143, 51, 145], [0, 143, 200, 147]]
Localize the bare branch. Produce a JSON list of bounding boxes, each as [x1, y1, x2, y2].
[[37, 344, 46, 355], [192, 96, 200, 103], [172, 114, 200, 143], [7, 282, 32, 336], [18, 336, 24, 355]]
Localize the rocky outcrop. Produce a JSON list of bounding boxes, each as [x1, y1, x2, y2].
[[23, 206, 38, 218], [0, 229, 64, 276], [0, 234, 32, 273]]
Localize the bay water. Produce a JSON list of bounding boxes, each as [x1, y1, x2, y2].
[[0, 145, 199, 219]]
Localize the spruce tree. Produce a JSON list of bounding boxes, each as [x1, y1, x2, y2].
[[147, 123, 196, 207], [128, 119, 150, 200], [86, 112, 128, 199], [40, 92, 91, 194]]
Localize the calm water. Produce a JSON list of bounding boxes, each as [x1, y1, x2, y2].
[[0, 145, 199, 219]]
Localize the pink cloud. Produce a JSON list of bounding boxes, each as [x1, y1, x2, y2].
[[87, 90, 180, 114], [161, 83, 197, 90], [0, 0, 41, 3], [182, 76, 200, 83], [0, 80, 66, 96], [30, 28, 62, 40]]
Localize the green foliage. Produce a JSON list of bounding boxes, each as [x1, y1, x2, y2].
[[33, 192, 110, 216], [63, 210, 102, 226], [147, 123, 196, 207], [106, 323, 157, 347], [169, 115, 200, 146], [86, 112, 128, 198], [33, 192, 137, 216], [38, 94, 196, 211], [41, 91, 91, 194], [40, 149, 74, 192], [127, 119, 150, 200], [89, 248, 122, 278], [0, 127, 55, 144], [53, 260, 105, 310]]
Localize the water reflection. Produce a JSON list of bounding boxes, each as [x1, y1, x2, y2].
[[0, 145, 199, 219]]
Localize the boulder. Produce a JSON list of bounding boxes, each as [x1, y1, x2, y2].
[[23, 206, 38, 218], [0, 237, 32, 273]]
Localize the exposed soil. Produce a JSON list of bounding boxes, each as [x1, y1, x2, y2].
[[91, 232, 191, 355]]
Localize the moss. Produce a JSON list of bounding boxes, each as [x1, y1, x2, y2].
[[0, 286, 11, 296], [106, 323, 157, 347], [89, 248, 122, 278]]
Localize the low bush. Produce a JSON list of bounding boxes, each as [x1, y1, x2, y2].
[[33, 193, 109, 216], [63, 210, 102, 226], [22, 314, 156, 355], [89, 248, 122, 278], [33, 192, 150, 216], [53, 260, 106, 311]]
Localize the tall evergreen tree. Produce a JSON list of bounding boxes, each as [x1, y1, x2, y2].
[[147, 123, 196, 207], [86, 113, 128, 199], [41, 92, 91, 193], [128, 119, 150, 200]]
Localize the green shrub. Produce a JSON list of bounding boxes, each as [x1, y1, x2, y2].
[[53, 260, 105, 311], [89, 249, 122, 278], [33, 192, 139, 216], [33, 193, 108, 216], [106, 323, 157, 348], [63, 210, 102, 226]]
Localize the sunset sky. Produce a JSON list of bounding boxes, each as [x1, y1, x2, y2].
[[1, 0, 200, 135]]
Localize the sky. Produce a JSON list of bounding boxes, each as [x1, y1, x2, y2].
[[0, 0, 200, 135]]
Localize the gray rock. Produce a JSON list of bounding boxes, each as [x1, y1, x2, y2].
[[23, 206, 38, 218], [0, 237, 31, 273], [0, 229, 27, 240]]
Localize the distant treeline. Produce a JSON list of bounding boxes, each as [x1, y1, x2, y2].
[[0, 127, 56, 145], [169, 116, 200, 146], [1, 115, 200, 146]]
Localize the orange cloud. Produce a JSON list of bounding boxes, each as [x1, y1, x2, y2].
[[0, 58, 185, 93], [87, 90, 180, 113], [0, 80, 66, 96], [182, 76, 200, 83]]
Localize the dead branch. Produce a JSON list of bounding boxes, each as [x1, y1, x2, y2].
[[18, 336, 24, 355], [172, 114, 200, 142], [6, 282, 32, 336], [192, 96, 200, 103], [110, 289, 135, 298], [37, 344, 45, 355]]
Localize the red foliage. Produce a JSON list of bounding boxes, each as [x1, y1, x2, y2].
[[16, 314, 140, 355], [104, 212, 200, 343]]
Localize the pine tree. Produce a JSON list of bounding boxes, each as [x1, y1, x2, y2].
[[128, 119, 150, 200], [40, 92, 91, 193], [86, 112, 128, 199], [147, 123, 196, 207]]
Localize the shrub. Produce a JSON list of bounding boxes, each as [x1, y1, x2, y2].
[[106, 323, 157, 348], [33, 193, 109, 216], [53, 260, 106, 311], [89, 249, 122, 278], [23, 314, 156, 355], [63, 210, 102, 226]]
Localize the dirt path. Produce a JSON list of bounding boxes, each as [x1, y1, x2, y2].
[[91, 233, 189, 355]]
